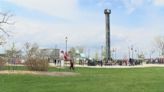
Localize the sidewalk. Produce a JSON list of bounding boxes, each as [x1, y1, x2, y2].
[[36, 63, 164, 68], [74, 64, 164, 68]]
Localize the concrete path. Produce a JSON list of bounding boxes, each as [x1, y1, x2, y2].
[[74, 64, 164, 68]]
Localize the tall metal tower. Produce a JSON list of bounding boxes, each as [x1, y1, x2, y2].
[[104, 9, 111, 62]]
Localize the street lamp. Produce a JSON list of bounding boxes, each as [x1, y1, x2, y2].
[[114, 48, 117, 60], [112, 48, 117, 61], [131, 45, 134, 59], [65, 36, 68, 53], [150, 50, 155, 62], [128, 47, 131, 59], [101, 45, 103, 60]]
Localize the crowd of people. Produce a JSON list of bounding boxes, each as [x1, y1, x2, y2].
[[55, 50, 164, 68]]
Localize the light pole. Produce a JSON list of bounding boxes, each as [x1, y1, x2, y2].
[[87, 49, 90, 58], [135, 49, 137, 59], [128, 47, 131, 59], [131, 45, 134, 59], [114, 48, 117, 61], [150, 50, 155, 62], [112, 48, 117, 61], [104, 9, 111, 62], [65, 36, 68, 54], [101, 45, 103, 60]]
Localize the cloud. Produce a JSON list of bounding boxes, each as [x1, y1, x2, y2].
[[9, 14, 163, 58], [98, 0, 145, 14], [8, 16, 105, 50], [6, 0, 79, 20], [2, 0, 164, 58], [154, 0, 164, 6], [111, 21, 164, 58], [121, 0, 144, 14]]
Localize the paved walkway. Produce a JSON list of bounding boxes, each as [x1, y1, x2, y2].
[[74, 64, 164, 68], [7, 63, 164, 69]]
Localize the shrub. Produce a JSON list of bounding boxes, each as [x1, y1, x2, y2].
[[25, 58, 49, 71], [0, 57, 6, 70]]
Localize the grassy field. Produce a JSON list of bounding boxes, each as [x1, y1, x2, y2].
[[1, 67, 164, 92]]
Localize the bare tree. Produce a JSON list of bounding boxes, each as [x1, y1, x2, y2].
[[0, 12, 13, 36], [23, 42, 49, 71], [94, 51, 99, 61], [155, 36, 164, 56], [76, 46, 84, 53], [5, 42, 22, 70], [6, 42, 22, 58], [24, 42, 39, 58], [69, 47, 76, 58]]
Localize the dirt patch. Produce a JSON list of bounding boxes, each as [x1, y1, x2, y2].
[[0, 70, 79, 77]]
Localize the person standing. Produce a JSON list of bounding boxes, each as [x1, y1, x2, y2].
[[60, 50, 65, 67]]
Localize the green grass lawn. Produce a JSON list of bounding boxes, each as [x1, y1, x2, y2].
[[1, 67, 164, 92]]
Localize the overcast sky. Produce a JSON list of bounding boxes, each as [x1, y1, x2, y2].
[[0, 0, 164, 58]]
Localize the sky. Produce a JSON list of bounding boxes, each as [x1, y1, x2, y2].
[[0, 0, 164, 59]]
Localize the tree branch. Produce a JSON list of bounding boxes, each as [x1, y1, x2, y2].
[[0, 27, 10, 37], [0, 12, 14, 37]]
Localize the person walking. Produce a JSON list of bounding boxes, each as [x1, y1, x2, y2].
[[68, 51, 75, 70]]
